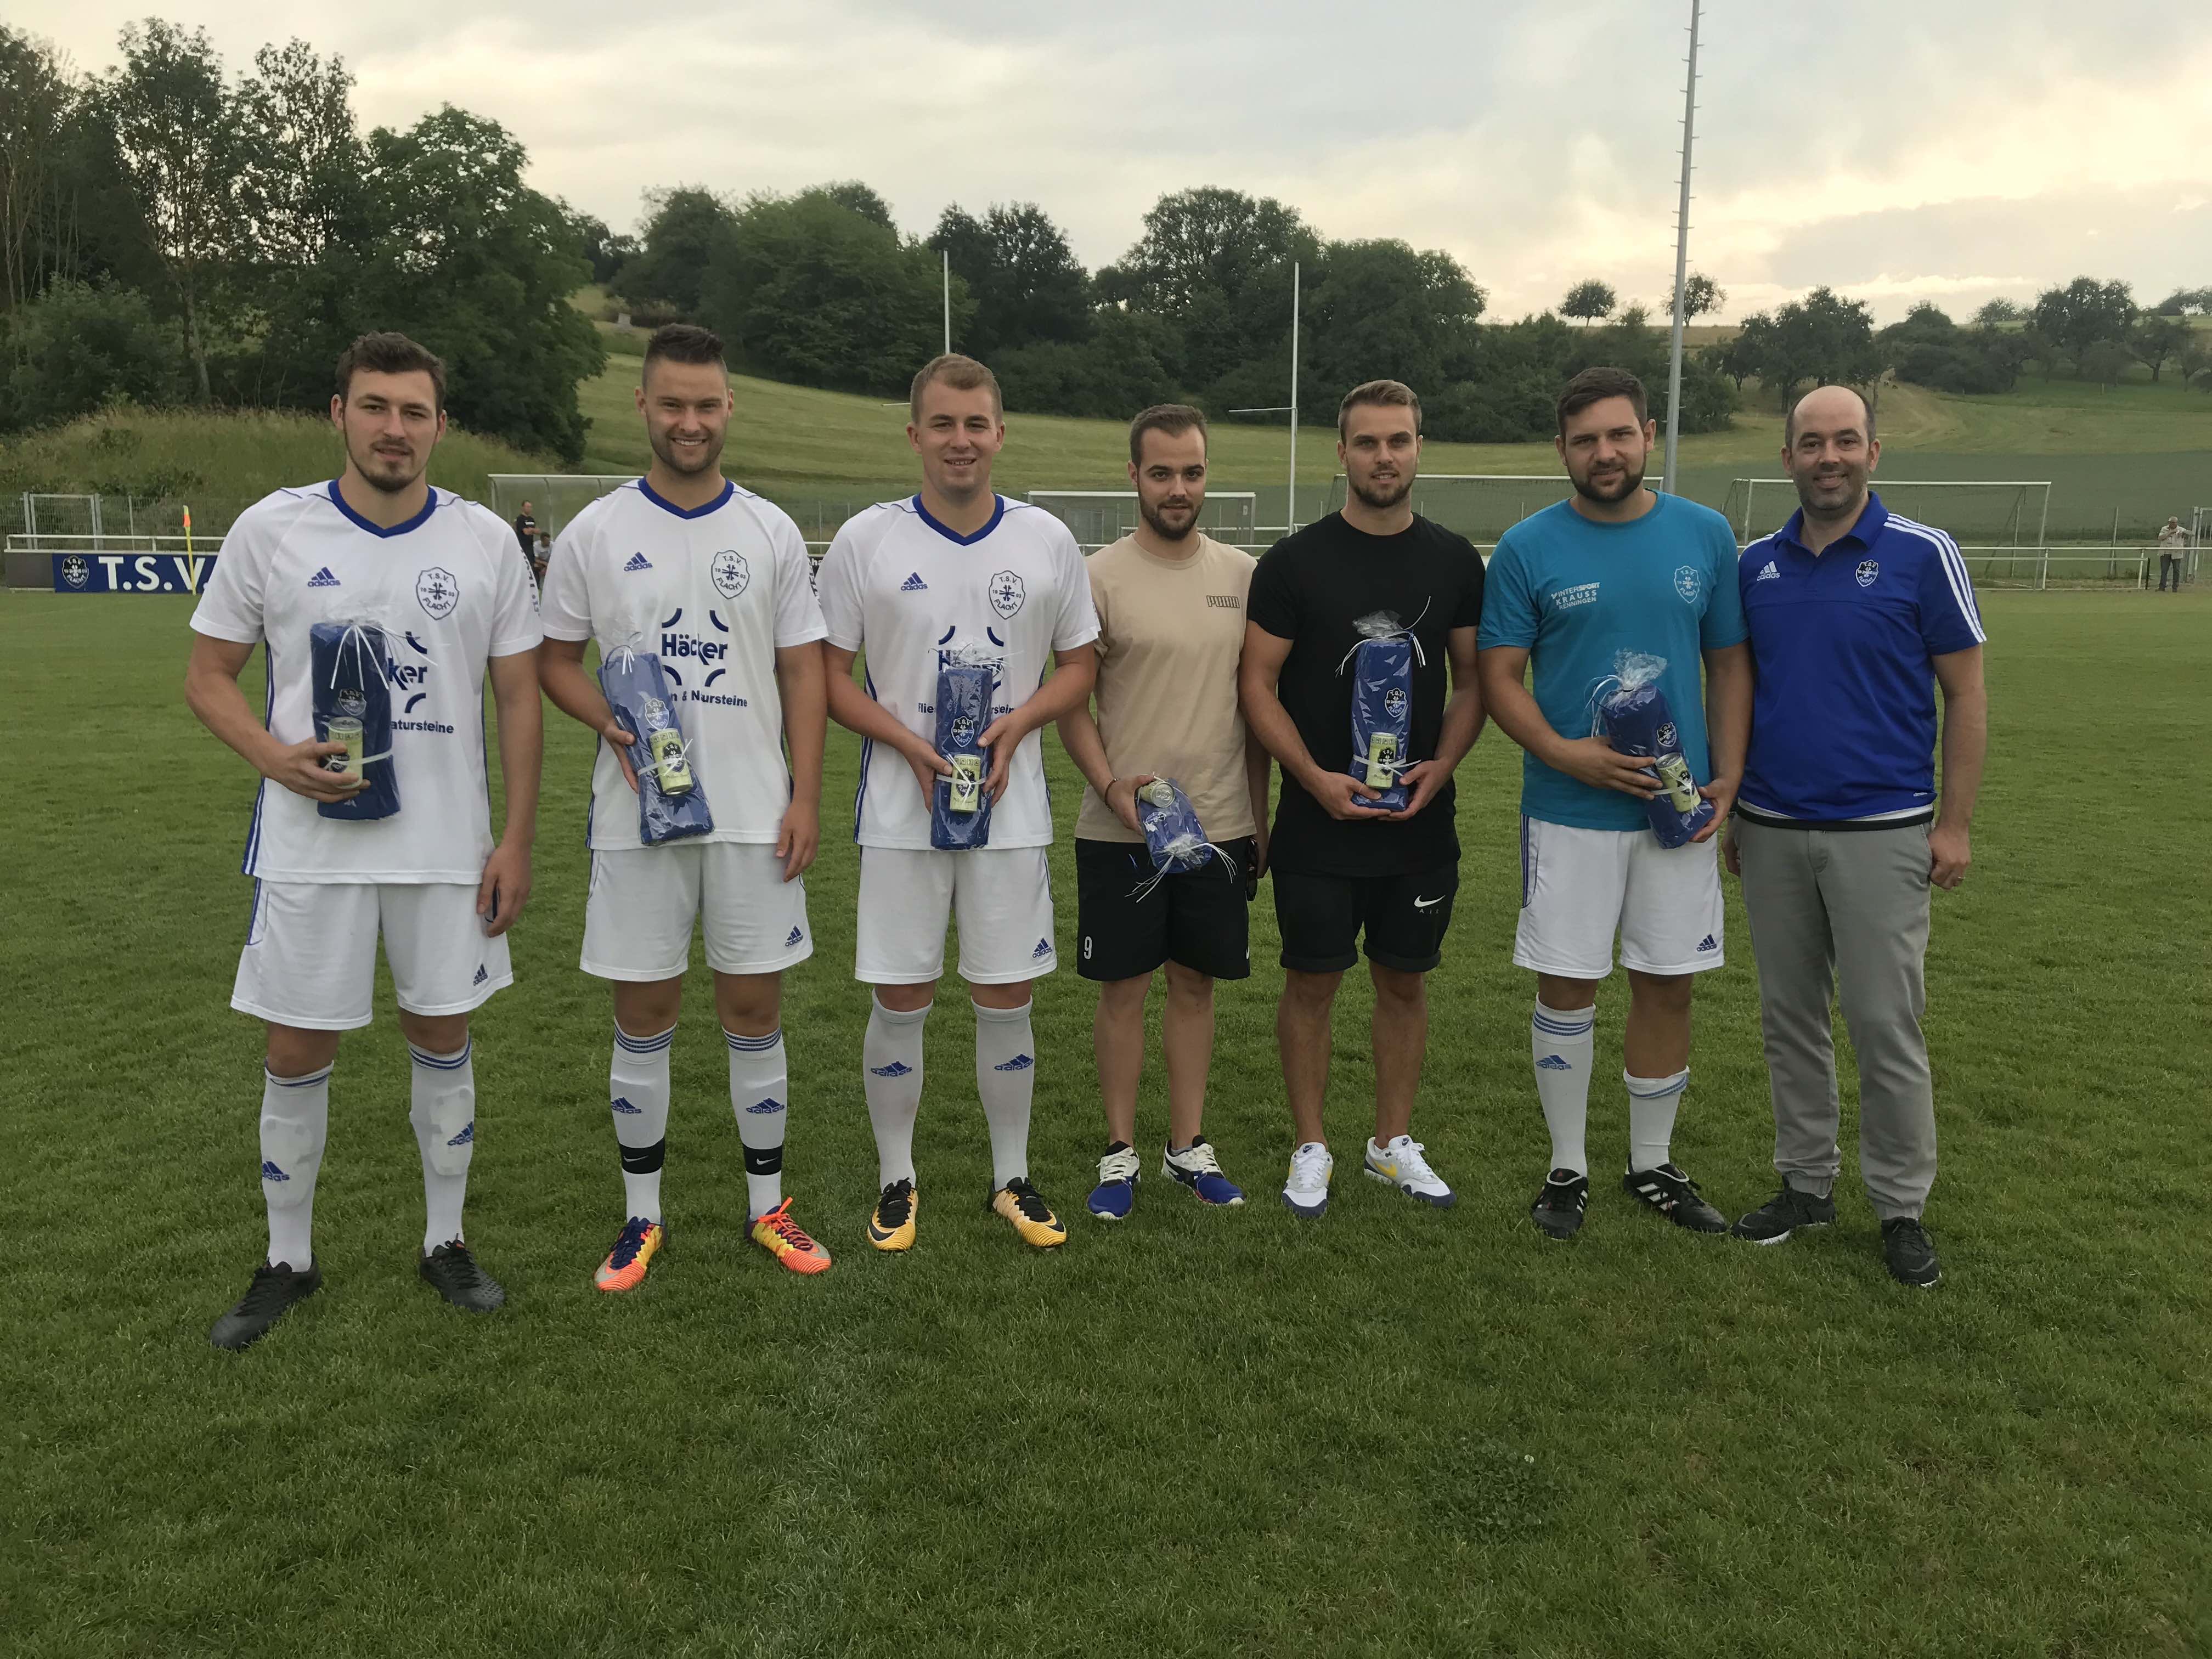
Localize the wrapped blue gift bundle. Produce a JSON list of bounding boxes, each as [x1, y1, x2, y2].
[[1137, 777, 1218, 875], [930, 652, 997, 851], [1346, 634, 1415, 812], [597, 646, 714, 845], [1594, 651, 1713, 849], [309, 619, 400, 821]]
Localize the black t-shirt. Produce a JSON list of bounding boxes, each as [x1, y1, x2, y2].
[[513, 512, 536, 552], [1246, 512, 1487, 877]]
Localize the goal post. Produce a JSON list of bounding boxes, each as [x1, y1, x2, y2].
[[1318, 474, 1594, 550], [1025, 490, 1258, 552], [486, 473, 631, 537], [1723, 478, 2051, 550]]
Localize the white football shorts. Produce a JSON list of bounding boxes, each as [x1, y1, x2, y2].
[[581, 841, 812, 981], [1513, 815, 1725, 980], [232, 880, 512, 1030], [854, 845, 1057, 986]]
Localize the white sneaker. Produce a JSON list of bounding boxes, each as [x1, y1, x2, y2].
[[1282, 1142, 1333, 1218], [1364, 1135, 1457, 1208]]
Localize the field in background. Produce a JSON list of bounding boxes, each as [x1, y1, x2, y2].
[[4, 588, 2208, 1656]]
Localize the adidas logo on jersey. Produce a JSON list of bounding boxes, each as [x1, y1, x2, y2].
[[261, 1160, 290, 1181], [1537, 1054, 1571, 1071], [868, 1060, 913, 1077], [1031, 938, 1052, 960], [745, 1097, 787, 1116], [785, 927, 804, 947], [1696, 934, 1718, 953], [623, 552, 653, 572], [473, 964, 489, 985], [993, 1054, 1035, 1073], [611, 1096, 642, 1115], [306, 567, 341, 588], [1753, 561, 1780, 583], [447, 1122, 474, 1147], [899, 572, 928, 592]]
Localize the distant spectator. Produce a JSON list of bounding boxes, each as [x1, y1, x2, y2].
[[533, 531, 552, 586], [513, 500, 537, 560], [2156, 516, 2187, 593]]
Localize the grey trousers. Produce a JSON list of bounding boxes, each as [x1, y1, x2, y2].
[[1736, 820, 1937, 1219]]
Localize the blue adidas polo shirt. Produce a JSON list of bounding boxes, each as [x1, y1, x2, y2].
[[1737, 492, 1986, 825]]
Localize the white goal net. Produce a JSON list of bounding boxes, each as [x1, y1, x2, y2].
[[1026, 490, 1258, 552], [1724, 478, 2051, 551], [486, 473, 631, 538]]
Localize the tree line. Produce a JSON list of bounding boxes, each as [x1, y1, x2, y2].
[[0, 22, 603, 460]]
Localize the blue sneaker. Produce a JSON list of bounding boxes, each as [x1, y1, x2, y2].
[[1163, 1137, 1245, 1206], [1087, 1143, 1140, 1221]]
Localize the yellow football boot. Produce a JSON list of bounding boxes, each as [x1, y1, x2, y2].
[[751, 1198, 832, 1274], [989, 1177, 1067, 1248], [867, 1178, 918, 1252], [593, 1217, 665, 1293]]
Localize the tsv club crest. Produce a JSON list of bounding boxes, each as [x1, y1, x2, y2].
[[988, 569, 1026, 619], [1656, 721, 1679, 751], [1855, 560, 1880, 588], [1673, 565, 1703, 604], [950, 714, 977, 746], [337, 689, 368, 718], [59, 555, 89, 589], [415, 566, 459, 620], [1384, 687, 1409, 720], [711, 549, 750, 599]]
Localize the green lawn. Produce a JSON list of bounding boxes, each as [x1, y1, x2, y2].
[[4, 588, 2208, 1656]]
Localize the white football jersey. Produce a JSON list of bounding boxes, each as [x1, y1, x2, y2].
[[190, 481, 543, 884], [815, 494, 1099, 850], [541, 478, 827, 849]]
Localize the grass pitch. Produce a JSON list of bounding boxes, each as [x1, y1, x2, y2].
[[4, 589, 2209, 1657]]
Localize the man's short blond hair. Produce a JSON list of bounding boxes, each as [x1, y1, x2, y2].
[[1338, 379, 1421, 440], [910, 353, 1002, 421]]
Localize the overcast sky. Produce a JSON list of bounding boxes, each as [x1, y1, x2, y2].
[[19, 1, 2211, 323]]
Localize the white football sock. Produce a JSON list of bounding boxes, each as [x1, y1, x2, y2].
[[407, 1040, 475, 1252], [260, 1063, 331, 1269], [726, 1025, 787, 1220], [1627, 1068, 1690, 1173], [974, 1000, 1036, 1190], [610, 1023, 675, 1223], [1532, 1001, 1596, 1177], [863, 998, 929, 1187]]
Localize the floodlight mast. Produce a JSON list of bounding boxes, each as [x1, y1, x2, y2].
[[1662, 0, 1701, 495], [943, 250, 951, 355]]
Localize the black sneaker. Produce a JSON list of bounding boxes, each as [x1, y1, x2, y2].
[[1881, 1217, 1942, 1288], [1622, 1163, 1729, 1233], [1731, 1183, 1837, 1245], [210, 1260, 323, 1351], [1530, 1169, 1589, 1239], [419, 1239, 507, 1312]]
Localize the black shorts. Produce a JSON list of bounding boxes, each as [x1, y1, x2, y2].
[[1272, 861, 1459, 974], [1074, 837, 1255, 982]]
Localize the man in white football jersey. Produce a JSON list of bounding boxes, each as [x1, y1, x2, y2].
[[539, 324, 832, 1290], [184, 332, 543, 1350], [816, 353, 1099, 1251]]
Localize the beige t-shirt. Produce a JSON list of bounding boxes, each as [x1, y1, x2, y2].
[[1075, 533, 1260, 844]]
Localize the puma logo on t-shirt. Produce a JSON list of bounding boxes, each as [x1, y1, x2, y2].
[[1206, 594, 1240, 608]]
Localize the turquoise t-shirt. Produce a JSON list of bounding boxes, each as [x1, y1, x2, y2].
[[1477, 493, 1747, 831]]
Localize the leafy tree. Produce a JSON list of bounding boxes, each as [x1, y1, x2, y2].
[[817, 180, 895, 231], [2129, 314, 2192, 382], [993, 308, 1181, 418], [2030, 276, 2137, 374], [701, 188, 967, 396], [1561, 279, 1616, 326], [1301, 240, 1485, 420], [616, 185, 735, 315], [1972, 297, 2022, 326], [2180, 335, 2212, 392], [1665, 271, 1724, 321], [565, 210, 634, 287], [0, 26, 83, 320], [357, 107, 606, 462], [1105, 187, 1321, 391], [1757, 287, 1878, 408], [2149, 287, 2211, 317], [930, 201, 1091, 358], [98, 20, 240, 400], [2078, 338, 2132, 388], [1708, 318, 1769, 392], [0, 277, 183, 428]]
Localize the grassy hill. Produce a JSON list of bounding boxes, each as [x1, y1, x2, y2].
[[1, 408, 556, 539]]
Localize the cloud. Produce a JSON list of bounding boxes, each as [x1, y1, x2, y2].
[[15, 0, 2210, 322]]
